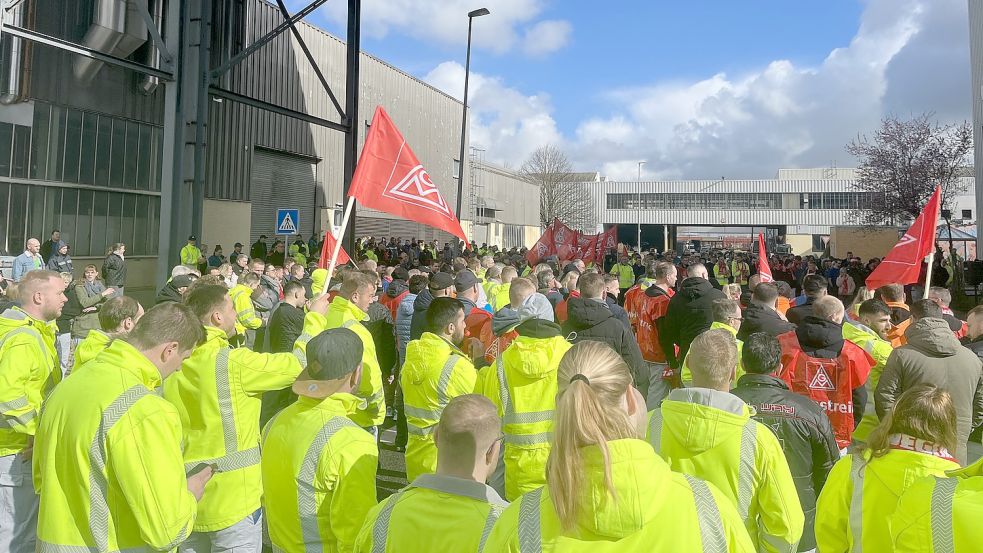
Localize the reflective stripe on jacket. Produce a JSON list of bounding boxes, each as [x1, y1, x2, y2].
[[355, 473, 506, 553], [261, 394, 378, 553], [648, 388, 804, 553], [229, 284, 262, 333], [401, 333, 476, 481], [610, 263, 635, 289], [815, 449, 958, 553], [476, 335, 570, 501], [482, 439, 755, 552], [72, 329, 112, 373], [841, 321, 893, 443], [890, 456, 983, 553], [33, 340, 197, 551], [0, 307, 59, 455], [163, 325, 302, 531], [293, 297, 386, 427]]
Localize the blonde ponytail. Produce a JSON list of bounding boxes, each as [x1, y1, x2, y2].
[[548, 340, 636, 530]]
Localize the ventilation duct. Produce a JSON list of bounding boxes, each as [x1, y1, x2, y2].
[[0, 1, 31, 105], [137, 0, 164, 95], [74, 0, 148, 84]]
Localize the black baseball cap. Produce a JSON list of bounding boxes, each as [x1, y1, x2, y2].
[[454, 270, 479, 292], [293, 328, 364, 397], [188, 235, 197, 241], [392, 267, 410, 281], [429, 272, 455, 291]]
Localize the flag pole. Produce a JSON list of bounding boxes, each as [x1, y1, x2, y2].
[[323, 196, 356, 296], [923, 191, 941, 294]]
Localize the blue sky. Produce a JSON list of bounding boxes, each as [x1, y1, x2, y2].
[[297, 0, 970, 179]]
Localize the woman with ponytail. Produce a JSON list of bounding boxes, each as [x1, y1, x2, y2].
[[815, 384, 959, 552], [483, 340, 754, 552]]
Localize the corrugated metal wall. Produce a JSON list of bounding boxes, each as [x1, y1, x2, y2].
[[472, 161, 539, 227], [970, 0, 983, 245]]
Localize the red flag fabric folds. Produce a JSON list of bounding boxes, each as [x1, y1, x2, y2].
[[318, 230, 350, 269], [865, 185, 941, 290], [757, 233, 773, 283], [348, 106, 469, 244], [526, 225, 556, 266]]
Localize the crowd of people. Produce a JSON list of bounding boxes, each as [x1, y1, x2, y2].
[[2, 229, 983, 553]]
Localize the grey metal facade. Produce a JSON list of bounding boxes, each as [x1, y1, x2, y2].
[[969, 0, 983, 249]]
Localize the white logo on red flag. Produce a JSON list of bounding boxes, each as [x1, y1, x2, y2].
[[384, 163, 452, 217], [807, 362, 836, 391]]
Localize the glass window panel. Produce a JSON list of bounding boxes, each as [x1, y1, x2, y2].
[[0, 182, 9, 254], [75, 189, 93, 256], [79, 112, 98, 185], [43, 188, 61, 241], [152, 127, 163, 191], [30, 103, 50, 180], [0, 123, 11, 177], [120, 194, 135, 252], [11, 125, 30, 179], [90, 191, 109, 257], [62, 110, 83, 183], [133, 195, 149, 255], [123, 121, 139, 189], [8, 184, 28, 254], [60, 188, 78, 247], [47, 106, 67, 182], [148, 196, 160, 255], [136, 125, 151, 190], [95, 116, 112, 186], [107, 193, 123, 246], [27, 186, 46, 245], [109, 119, 125, 188]]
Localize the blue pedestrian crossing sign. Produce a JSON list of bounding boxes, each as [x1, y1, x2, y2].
[[276, 209, 300, 235]]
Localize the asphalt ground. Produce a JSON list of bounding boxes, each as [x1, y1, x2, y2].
[[376, 417, 408, 499]]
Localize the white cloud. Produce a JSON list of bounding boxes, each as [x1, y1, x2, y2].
[[424, 61, 563, 167], [522, 20, 572, 57], [320, 0, 572, 56]]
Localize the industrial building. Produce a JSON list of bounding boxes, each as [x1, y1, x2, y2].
[[0, 0, 540, 304], [591, 168, 977, 255]]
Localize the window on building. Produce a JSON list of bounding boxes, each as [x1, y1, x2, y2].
[[30, 104, 50, 180], [0, 123, 11, 177], [79, 112, 98, 185], [11, 125, 31, 179], [62, 109, 83, 183], [47, 106, 67, 181], [452, 159, 461, 179], [962, 209, 972, 219], [606, 192, 782, 210]]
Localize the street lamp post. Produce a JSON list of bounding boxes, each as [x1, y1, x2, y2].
[[637, 161, 646, 253], [455, 8, 490, 221]]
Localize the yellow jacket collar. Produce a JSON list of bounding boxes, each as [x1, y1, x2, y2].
[[203, 325, 232, 345], [298, 393, 363, 417], [419, 332, 468, 357], [331, 296, 368, 322], [102, 339, 163, 389]]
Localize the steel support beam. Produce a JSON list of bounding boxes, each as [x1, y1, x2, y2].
[[209, 85, 349, 132], [2, 24, 173, 80], [342, 0, 360, 253], [209, 0, 330, 79], [274, 0, 345, 120], [132, 0, 173, 66]]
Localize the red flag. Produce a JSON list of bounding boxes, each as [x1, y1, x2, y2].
[[552, 219, 579, 260], [526, 224, 556, 266], [757, 233, 773, 283], [318, 229, 351, 269], [865, 186, 941, 290], [576, 234, 598, 263], [348, 106, 468, 244], [594, 227, 618, 261]]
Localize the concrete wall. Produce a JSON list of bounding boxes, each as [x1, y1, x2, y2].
[[71, 256, 159, 308], [785, 235, 815, 256], [201, 199, 252, 256]]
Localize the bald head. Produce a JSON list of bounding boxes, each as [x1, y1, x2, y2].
[[435, 394, 502, 481], [509, 277, 536, 308], [813, 295, 845, 324], [26, 238, 40, 254], [687, 263, 708, 280]]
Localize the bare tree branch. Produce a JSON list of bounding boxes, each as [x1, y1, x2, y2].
[[521, 144, 596, 232]]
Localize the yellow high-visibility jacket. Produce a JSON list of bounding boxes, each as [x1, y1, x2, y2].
[[482, 439, 755, 552], [293, 296, 385, 427], [680, 321, 744, 387], [163, 325, 302, 532], [610, 263, 635, 289], [483, 280, 501, 303], [841, 321, 893, 442], [815, 447, 958, 553], [476, 334, 571, 500], [33, 340, 197, 551], [0, 306, 59, 456], [648, 388, 804, 553], [356, 473, 507, 553], [229, 283, 262, 335], [261, 394, 378, 553], [401, 332, 477, 481], [492, 283, 511, 312], [181, 244, 202, 266], [891, 456, 983, 552], [71, 329, 112, 373]]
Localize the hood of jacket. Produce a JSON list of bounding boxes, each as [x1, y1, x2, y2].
[[0, 307, 54, 339], [660, 388, 754, 456], [794, 316, 845, 358], [678, 277, 716, 301], [311, 269, 329, 296], [403, 333, 466, 384], [386, 279, 408, 298], [859, 449, 960, 499], [491, 292, 555, 335], [413, 288, 435, 312], [565, 298, 613, 331], [644, 284, 670, 299], [905, 317, 962, 357], [501, 334, 569, 379], [156, 282, 185, 304]]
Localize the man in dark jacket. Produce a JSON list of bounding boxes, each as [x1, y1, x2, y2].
[[602, 274, 632, 329], [875, 299, 983, 464], [155, 274, 194, 304], [250, 235, 268, 261], [562, 273, 646, 386], [786, 274, 827, 325], [738, 282, 796, 341], [659, 263, 727, 382], [731, 333, 839, 553], [409, 271, 454, 341], [267, 281, 306, 353]]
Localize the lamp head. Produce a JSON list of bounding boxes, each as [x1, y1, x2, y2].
[[469, 8, 490, 17]]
